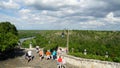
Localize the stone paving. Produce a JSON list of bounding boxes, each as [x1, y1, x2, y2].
[[0, 48, 78, 68]]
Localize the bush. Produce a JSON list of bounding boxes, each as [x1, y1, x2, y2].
[[113, 57, 120, 62]]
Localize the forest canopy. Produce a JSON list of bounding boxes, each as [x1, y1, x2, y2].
[[0, 22, 18, 52]]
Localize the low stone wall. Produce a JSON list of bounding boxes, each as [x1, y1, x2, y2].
[[63, 55, 120, 68]]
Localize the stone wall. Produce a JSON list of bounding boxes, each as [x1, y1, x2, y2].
[[63, 55, 120, 68]]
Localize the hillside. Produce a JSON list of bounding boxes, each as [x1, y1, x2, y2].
[[18, 30, 120, 62]]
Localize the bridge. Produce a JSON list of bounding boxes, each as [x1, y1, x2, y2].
[[19, 37, 36, 44]]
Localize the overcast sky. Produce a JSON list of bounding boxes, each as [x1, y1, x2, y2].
[[0, 0, 120, 30]]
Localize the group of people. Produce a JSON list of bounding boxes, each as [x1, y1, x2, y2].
[[25, 46, 66, 68], [38, 49, 57, 60], [37, 47, 66, 68]]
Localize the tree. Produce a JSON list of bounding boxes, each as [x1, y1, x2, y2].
[[0, 22, 18, 52]]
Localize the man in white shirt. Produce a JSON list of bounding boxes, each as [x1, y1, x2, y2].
[[27, 50, 33, 62]]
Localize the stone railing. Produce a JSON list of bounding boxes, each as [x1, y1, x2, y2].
[[63, 55, 120, 68]]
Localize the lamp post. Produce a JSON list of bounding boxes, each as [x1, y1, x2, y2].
[[61, 29, 69, 54], [66, 29, 69, 53]]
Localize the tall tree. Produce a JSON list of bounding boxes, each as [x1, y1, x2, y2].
[[0, 22, 18, 52]]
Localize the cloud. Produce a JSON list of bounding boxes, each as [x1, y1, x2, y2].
[[105, 12, 120, 24], [19, 9, 31, 14], [0, 0, 20, 9], [21, 0, 114, 18], [0, 0, 120, 30], [23, 0, 94, 10]]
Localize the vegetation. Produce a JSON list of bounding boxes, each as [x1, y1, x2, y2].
[[19, 30, 120, 62], [69, 30, 120, 57], [0, 21, 119, 62], [0, 22, 18, 52], [18, 30, 39, 38]]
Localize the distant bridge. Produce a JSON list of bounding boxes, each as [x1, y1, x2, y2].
[[19, 36, 35, 44]]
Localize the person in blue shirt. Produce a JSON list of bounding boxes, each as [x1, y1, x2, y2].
[[52, 50, 57, 60]]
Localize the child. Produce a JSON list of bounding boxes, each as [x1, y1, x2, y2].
[[57, 56, 66, 68], [57, 56, 62, 68]]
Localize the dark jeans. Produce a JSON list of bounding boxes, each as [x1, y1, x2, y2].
[[53, 55, 56, 60], [28, 56, 34, 62]]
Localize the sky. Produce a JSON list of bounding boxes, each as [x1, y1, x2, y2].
[[0, 0, 120, 30]]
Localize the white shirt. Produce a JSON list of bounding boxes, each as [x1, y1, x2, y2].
[[28, 50, 32, 56]]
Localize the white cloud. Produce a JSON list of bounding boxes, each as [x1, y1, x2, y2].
[[80, 20, 105, 27], [41, 10, 48, 15], [106, 12, 114, 20], [1, 0, 120, 30], [23, 0, 98, 10], [24, 0, 35, 5], [21, 16, 28, 20], [18, 9, 32, 20], [105, 12, 120, 24], [0, 0, 20, 9], [19, 9, 31, 14], [0, 13, 26, 29]]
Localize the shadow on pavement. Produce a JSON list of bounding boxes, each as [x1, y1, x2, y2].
[[0, 48, 25, 61]]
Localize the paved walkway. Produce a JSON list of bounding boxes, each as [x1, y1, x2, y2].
[[0, 48, 78, 68]]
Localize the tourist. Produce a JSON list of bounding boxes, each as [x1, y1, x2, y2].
[[57, 56, 66, 68], [57, 56, 62, 68], [39, 49, 44, 60], [46, 50, 51, 60], [57, 48, 62, 59], [52, 50, 57, 60], [36, 46, 39, 53], [27, 50, 34, 62]]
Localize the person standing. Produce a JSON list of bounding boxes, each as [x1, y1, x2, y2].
[[57, 56, 62, 68], [36, 46, 39, 53], [27, 50, 34, 62], [52, 50, 57, 60]]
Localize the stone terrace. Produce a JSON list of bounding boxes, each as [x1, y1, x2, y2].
[[0, 48, 78, 68]]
